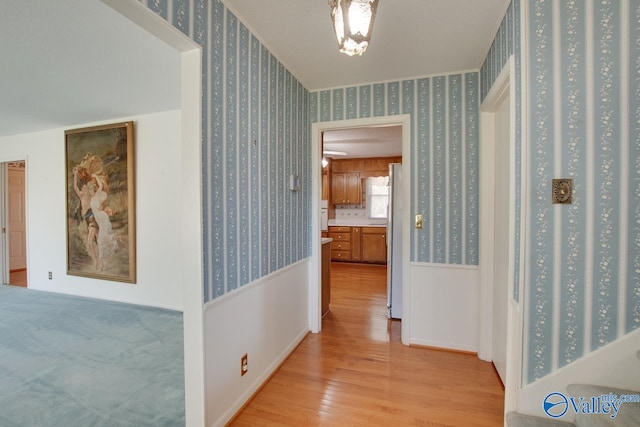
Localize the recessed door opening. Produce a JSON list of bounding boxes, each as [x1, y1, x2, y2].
[[479, 56, 520, 415], [4, 160, 28, 287], [492, 89, 510, 385]]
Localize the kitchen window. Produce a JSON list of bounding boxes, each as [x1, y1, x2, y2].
[[366, 176, 389, 219]]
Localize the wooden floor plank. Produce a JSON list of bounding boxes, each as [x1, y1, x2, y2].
[[229, 262, 504, 426]]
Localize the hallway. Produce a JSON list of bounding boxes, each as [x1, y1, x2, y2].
[[230, 262, 504, 426]]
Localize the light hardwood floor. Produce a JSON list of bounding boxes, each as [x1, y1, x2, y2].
[[230, 262, 504, 426]]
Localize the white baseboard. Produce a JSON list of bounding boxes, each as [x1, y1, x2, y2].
[[410, 338, 478, 354], [213, 328, 309, 427]]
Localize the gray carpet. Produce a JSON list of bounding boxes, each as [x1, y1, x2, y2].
[[0, 285, 184, 426]]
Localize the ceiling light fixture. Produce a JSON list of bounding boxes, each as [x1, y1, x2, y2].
[[328, 0, 379, 56], [323, 150, 348, 156]]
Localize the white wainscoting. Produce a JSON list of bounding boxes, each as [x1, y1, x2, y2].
[[409, 262, 480, 353], [516, 326, 640, 422], [204, 259, 310, 427]]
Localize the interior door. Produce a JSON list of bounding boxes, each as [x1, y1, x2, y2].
[[8, 166, 26, 271], [492, 91, 510, 385]]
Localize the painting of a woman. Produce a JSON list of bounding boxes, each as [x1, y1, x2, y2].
[[65, 122, 136, 283]]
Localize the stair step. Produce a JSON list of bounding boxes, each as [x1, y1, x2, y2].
[[506, 411, 575, 427], [567, 384, 640, 427]]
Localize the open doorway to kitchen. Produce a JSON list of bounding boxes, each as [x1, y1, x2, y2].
[[310, 114, 411, 345], [322, 126, 402, 317], [2, 161, 28, 287]]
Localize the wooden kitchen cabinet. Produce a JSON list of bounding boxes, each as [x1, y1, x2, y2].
[[321, 241, 331, 317], [330, 156, 402, 180], [351, 227, 361, 261], [329, 226, 351, 261], [361, 227, 387, 263], [346, 173, 361, 204], [329, 225, 387, 264], [332, 172, 361, 204], [329, 157, 401, 204], [322, 173, 329, 200], [331, 173, 346, 204]]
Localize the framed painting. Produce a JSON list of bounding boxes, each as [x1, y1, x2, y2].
[[65, 121, 136, 283]]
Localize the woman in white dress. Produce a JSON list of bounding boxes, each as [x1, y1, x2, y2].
[[89, 173, 118, 272]]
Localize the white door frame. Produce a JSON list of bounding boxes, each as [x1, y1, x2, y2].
[[0, 158, 28, 286], [0, 162, 9, 285], [479, 56, 524, 415], [309, 114, 412, 345]]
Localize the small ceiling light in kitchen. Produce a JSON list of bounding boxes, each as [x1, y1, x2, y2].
[[328, 0, 379, 56], [323, 150, 348, 156]]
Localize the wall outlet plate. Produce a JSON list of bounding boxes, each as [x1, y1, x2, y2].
[[241, 353, 248, 377]]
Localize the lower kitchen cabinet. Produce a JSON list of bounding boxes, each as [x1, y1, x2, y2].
[[321, 241, 331, 317], [351, 227, 361, 261], [361, 227, 387, 263], [329, 225, 386, 264], [329, 226, 351, 261]]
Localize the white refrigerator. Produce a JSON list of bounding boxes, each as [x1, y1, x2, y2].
[[387, 163, 403, 319]]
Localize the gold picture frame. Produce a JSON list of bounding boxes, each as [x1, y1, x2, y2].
[[65, 121, 136, 283]]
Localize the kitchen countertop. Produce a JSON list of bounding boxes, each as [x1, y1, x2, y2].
[[321, 238, 333, 245], [327, 220, 387, 228]]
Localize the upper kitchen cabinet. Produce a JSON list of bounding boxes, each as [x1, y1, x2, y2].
[[330, 157, 401, 205], [332, 172, 361, 205], [322, 172, 329, 200]]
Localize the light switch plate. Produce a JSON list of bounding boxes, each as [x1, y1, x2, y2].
[[289, 174, 300, 191], [552, 179, 572, 204]]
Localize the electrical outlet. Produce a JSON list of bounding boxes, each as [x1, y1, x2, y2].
[[48, 271, 52, 280], [241, 353, 248, 377]]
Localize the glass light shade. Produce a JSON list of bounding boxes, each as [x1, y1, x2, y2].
[[329, 0, 379, 56]]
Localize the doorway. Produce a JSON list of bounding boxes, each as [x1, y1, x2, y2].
[[492, 83, 510, 384], [309, 114, 411, 345], [2, 161, 27, 287], [322, 126, 402, 323], [479, 56, 522, 415]]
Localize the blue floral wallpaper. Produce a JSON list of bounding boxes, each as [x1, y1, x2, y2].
[[144, 0, 310, 302], [483, 0, 640, 384], [144, 0, 640, 386], [310, 74, 480, 266], [524, 0, 640, 383], [481, 0, 522, 303]]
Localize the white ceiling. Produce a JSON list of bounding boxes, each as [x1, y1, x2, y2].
[[324, 125, 401, 159], [1, 0, 510, 153], [225, 0, 510, 157], [223, 0, 511, 91], [0, 0, 181, 138]]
